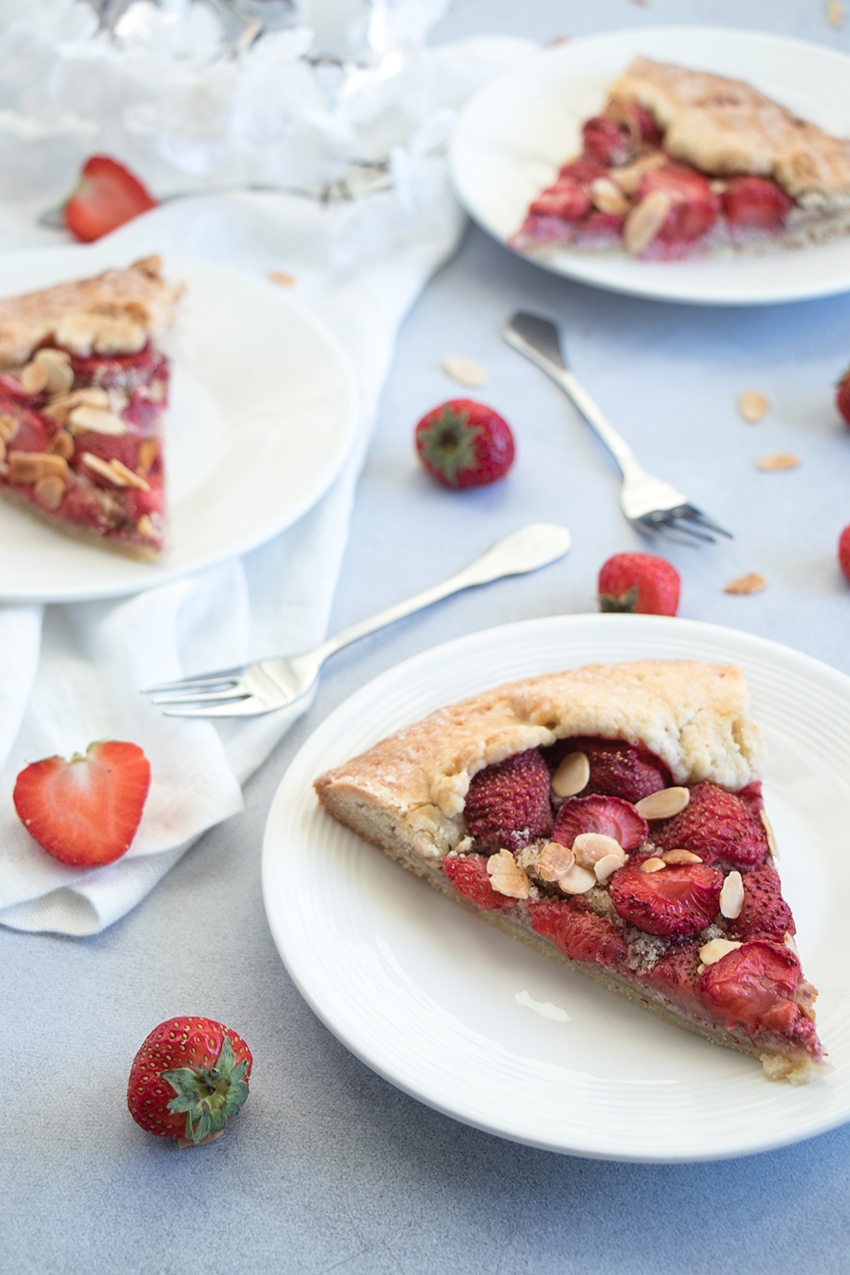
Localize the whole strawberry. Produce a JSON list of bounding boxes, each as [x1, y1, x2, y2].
[[14, 740, 150, 867], [415, 399, 515, 488], [836, 368, 850, 426], [839, 522, 850, 581], [463, 748, 552, 849], [598, 552, 680, 616], [127, 1017, 252, 1144]]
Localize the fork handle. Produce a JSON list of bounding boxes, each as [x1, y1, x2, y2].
[[307, 523, 571, 668]]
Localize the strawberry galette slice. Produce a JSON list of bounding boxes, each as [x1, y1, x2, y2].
[[514, 57, 850, 260], [0, 256, 179, 560], [314, 660, 828, 1084]]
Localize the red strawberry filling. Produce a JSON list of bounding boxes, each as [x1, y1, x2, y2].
[[729, 865, 795, 943], [651, 781, 770, 870], [581, 116, 633, 167], [720, 175, 793, 229], [530, 898, 629, 965], [463, 748, 552, 850], [552, 793, 648, 852], [609, 862, 723, 938], [636, 163, 720, 245], [443, 853, 514, 911], [696, 941, 816, 1042], [545, 736, 670, 803]]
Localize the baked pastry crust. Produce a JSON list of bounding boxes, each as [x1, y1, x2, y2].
[[611, 58, 850, 207], [315, 659, 826, 1084]]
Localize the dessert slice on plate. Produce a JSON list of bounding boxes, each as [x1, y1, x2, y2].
[[315, 660, 828, 1084], [0, 256, 180, 560], [515, 57, 850, 260]]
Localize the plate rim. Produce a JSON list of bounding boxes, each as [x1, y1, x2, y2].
[[449, 24, 850, 307], [262, 613, 850, 1162], [0, 253, 359, 603]]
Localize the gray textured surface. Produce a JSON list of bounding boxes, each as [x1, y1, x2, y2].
[[6, 2, 850, 1271]]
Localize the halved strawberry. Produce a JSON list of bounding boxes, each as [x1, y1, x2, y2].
[[551, 794, 648, 852], [609, 861, 723, 938], [529, 177, 591, 222], [443, 854, 514, 911], [729, 865, 795, 943], [697, 940, 813, 1039], [546, 737, 669, 804], [14, 740, 151, 866], [530, 898, 629, 965], [581, 115, 633, 167], [463, 749, 552, 850], [636, 163, 720, 244], [64, 155, 157, 244], [651, 781, 769, 870], [721, 176, 793, 229]]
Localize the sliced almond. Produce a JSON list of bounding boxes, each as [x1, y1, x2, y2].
[[68, 405, 127, 436], [589, 177, 629, 215], [662, 848, 703, 865], [82, 452, 129, 485], [8, 451, 68, 484], [551, 751, 590, 798], [267, 270, 295, 287], [557, 863, 596, 895], [47, 430, 74, 461], [536, 840, 575, 881], [709, 179, 728, 195], [756, 452, 799, 471], [573, 832, 624, 870], [0, 412, 19, 443], [137, 379, 166, 404], [34, 474, 65, 511], [486, 848, 531, 899], [761, 809, 779, 858], [738, 390, 767, 422], [0, 438, 5, 463], [720, 869, 744, 919], [609, 151, 667, 195], [110, 458, 150, 491], [137, 439, 158, 475], [827, 0, 844, 28], [34, 349, 75, 394], [595, 851, 626, 883], [623, 190, 671, 254], [441, 355, 489, 387], [20, 360, 49, 394], [634, 786, 690, 820], [137, 514, 155, 539], [639, 857, 666, 873], [724, 572, 767, 595], [698, 937, 742, 967], [34, 347, 71, 367]]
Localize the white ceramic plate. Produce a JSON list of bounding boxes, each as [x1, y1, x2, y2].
[[0, 254, 357, 602], [263, 613, 850, 1161], [450, 27, 850, 306]]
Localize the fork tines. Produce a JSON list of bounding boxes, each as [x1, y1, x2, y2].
[[635, 504, 733, 547]]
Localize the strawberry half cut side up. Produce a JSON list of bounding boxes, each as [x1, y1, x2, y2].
[[697, 941, 820, 1047], [127, 1017, 252, 1144], [13, 740, 151, 867], [609, 861, 723, 939], [552, 793, 648, 853], [463, 748, 552, 850], [64, 155, 157, 243], [443, 854, 514, 911]]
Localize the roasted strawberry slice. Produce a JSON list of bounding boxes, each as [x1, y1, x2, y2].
[[697, 940, 816, 1040], [463, 749, 552, 851], [528, 177, 591, 222], [721, 175, 793, 229], [580, 210, 626, 240], [581, 115, 633, 167], [546, 737, 670, 804], [558, 159, 609, 185], [609, 862, 723, 938], [636, 162, 720, 244], [552, 794, 648, 852], [729, 865, 795, 943], [443, 854, 514, 911], [647, 942, 702, 995], [652, 781, 769, 870], [530, 898, 629, 965]]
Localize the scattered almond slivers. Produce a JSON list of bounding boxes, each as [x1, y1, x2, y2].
[[486, 848, 531, 899], [34, 348, 74, 394], [662, 848, 702, 865], [137, 514, 155, 539], [756, 452, 799, 471], [20, 360, 49, 394], [761, 809, 779, 858], [0, 412, 19, 443], [610, 151, 666, 195], [634, 786, 689, 820], [573, 832, 624, 870], [738, 390, 767, 422], [698, 938, 742, 967], [557, 863, 596, 895], [68, 405, 127, 436], [724, 572, 767, 595], [34, 474, 65, 510], [623, 190, 671, 255], [551, 751, 590, 798], [536, 839, 575, 881], [441, 355, 489, 388], [589, 177, 629, 215], [82, 453, 150, 491], [8, 450, 68, 484], [268, 270, 295, 287], [594, 852, 625, 884], [639, 857, 666, 874], [827, 0, 844, 28], [720, 869, 744, 919]]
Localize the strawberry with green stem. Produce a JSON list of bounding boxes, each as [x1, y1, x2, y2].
[[415, 398, 515, 488]]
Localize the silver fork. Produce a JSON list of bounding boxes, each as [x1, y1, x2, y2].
[[143, 523, 571, 717], [502, 312, 732, 546]]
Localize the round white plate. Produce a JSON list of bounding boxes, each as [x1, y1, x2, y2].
[[0, 254, 357, 602], [450, 27, 850, 306], [263, 613, 850, 1161]]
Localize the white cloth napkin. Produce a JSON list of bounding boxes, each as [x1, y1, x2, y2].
[[0, 167, 470, 935]]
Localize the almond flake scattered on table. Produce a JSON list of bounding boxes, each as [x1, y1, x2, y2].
[[441, 355, 489, 387], [738, 390, 768, 422], [756, 452, 800, 471], [267, 270, 296, 286], [724, 573, 768, 595], [827, 0, 845, 28]]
